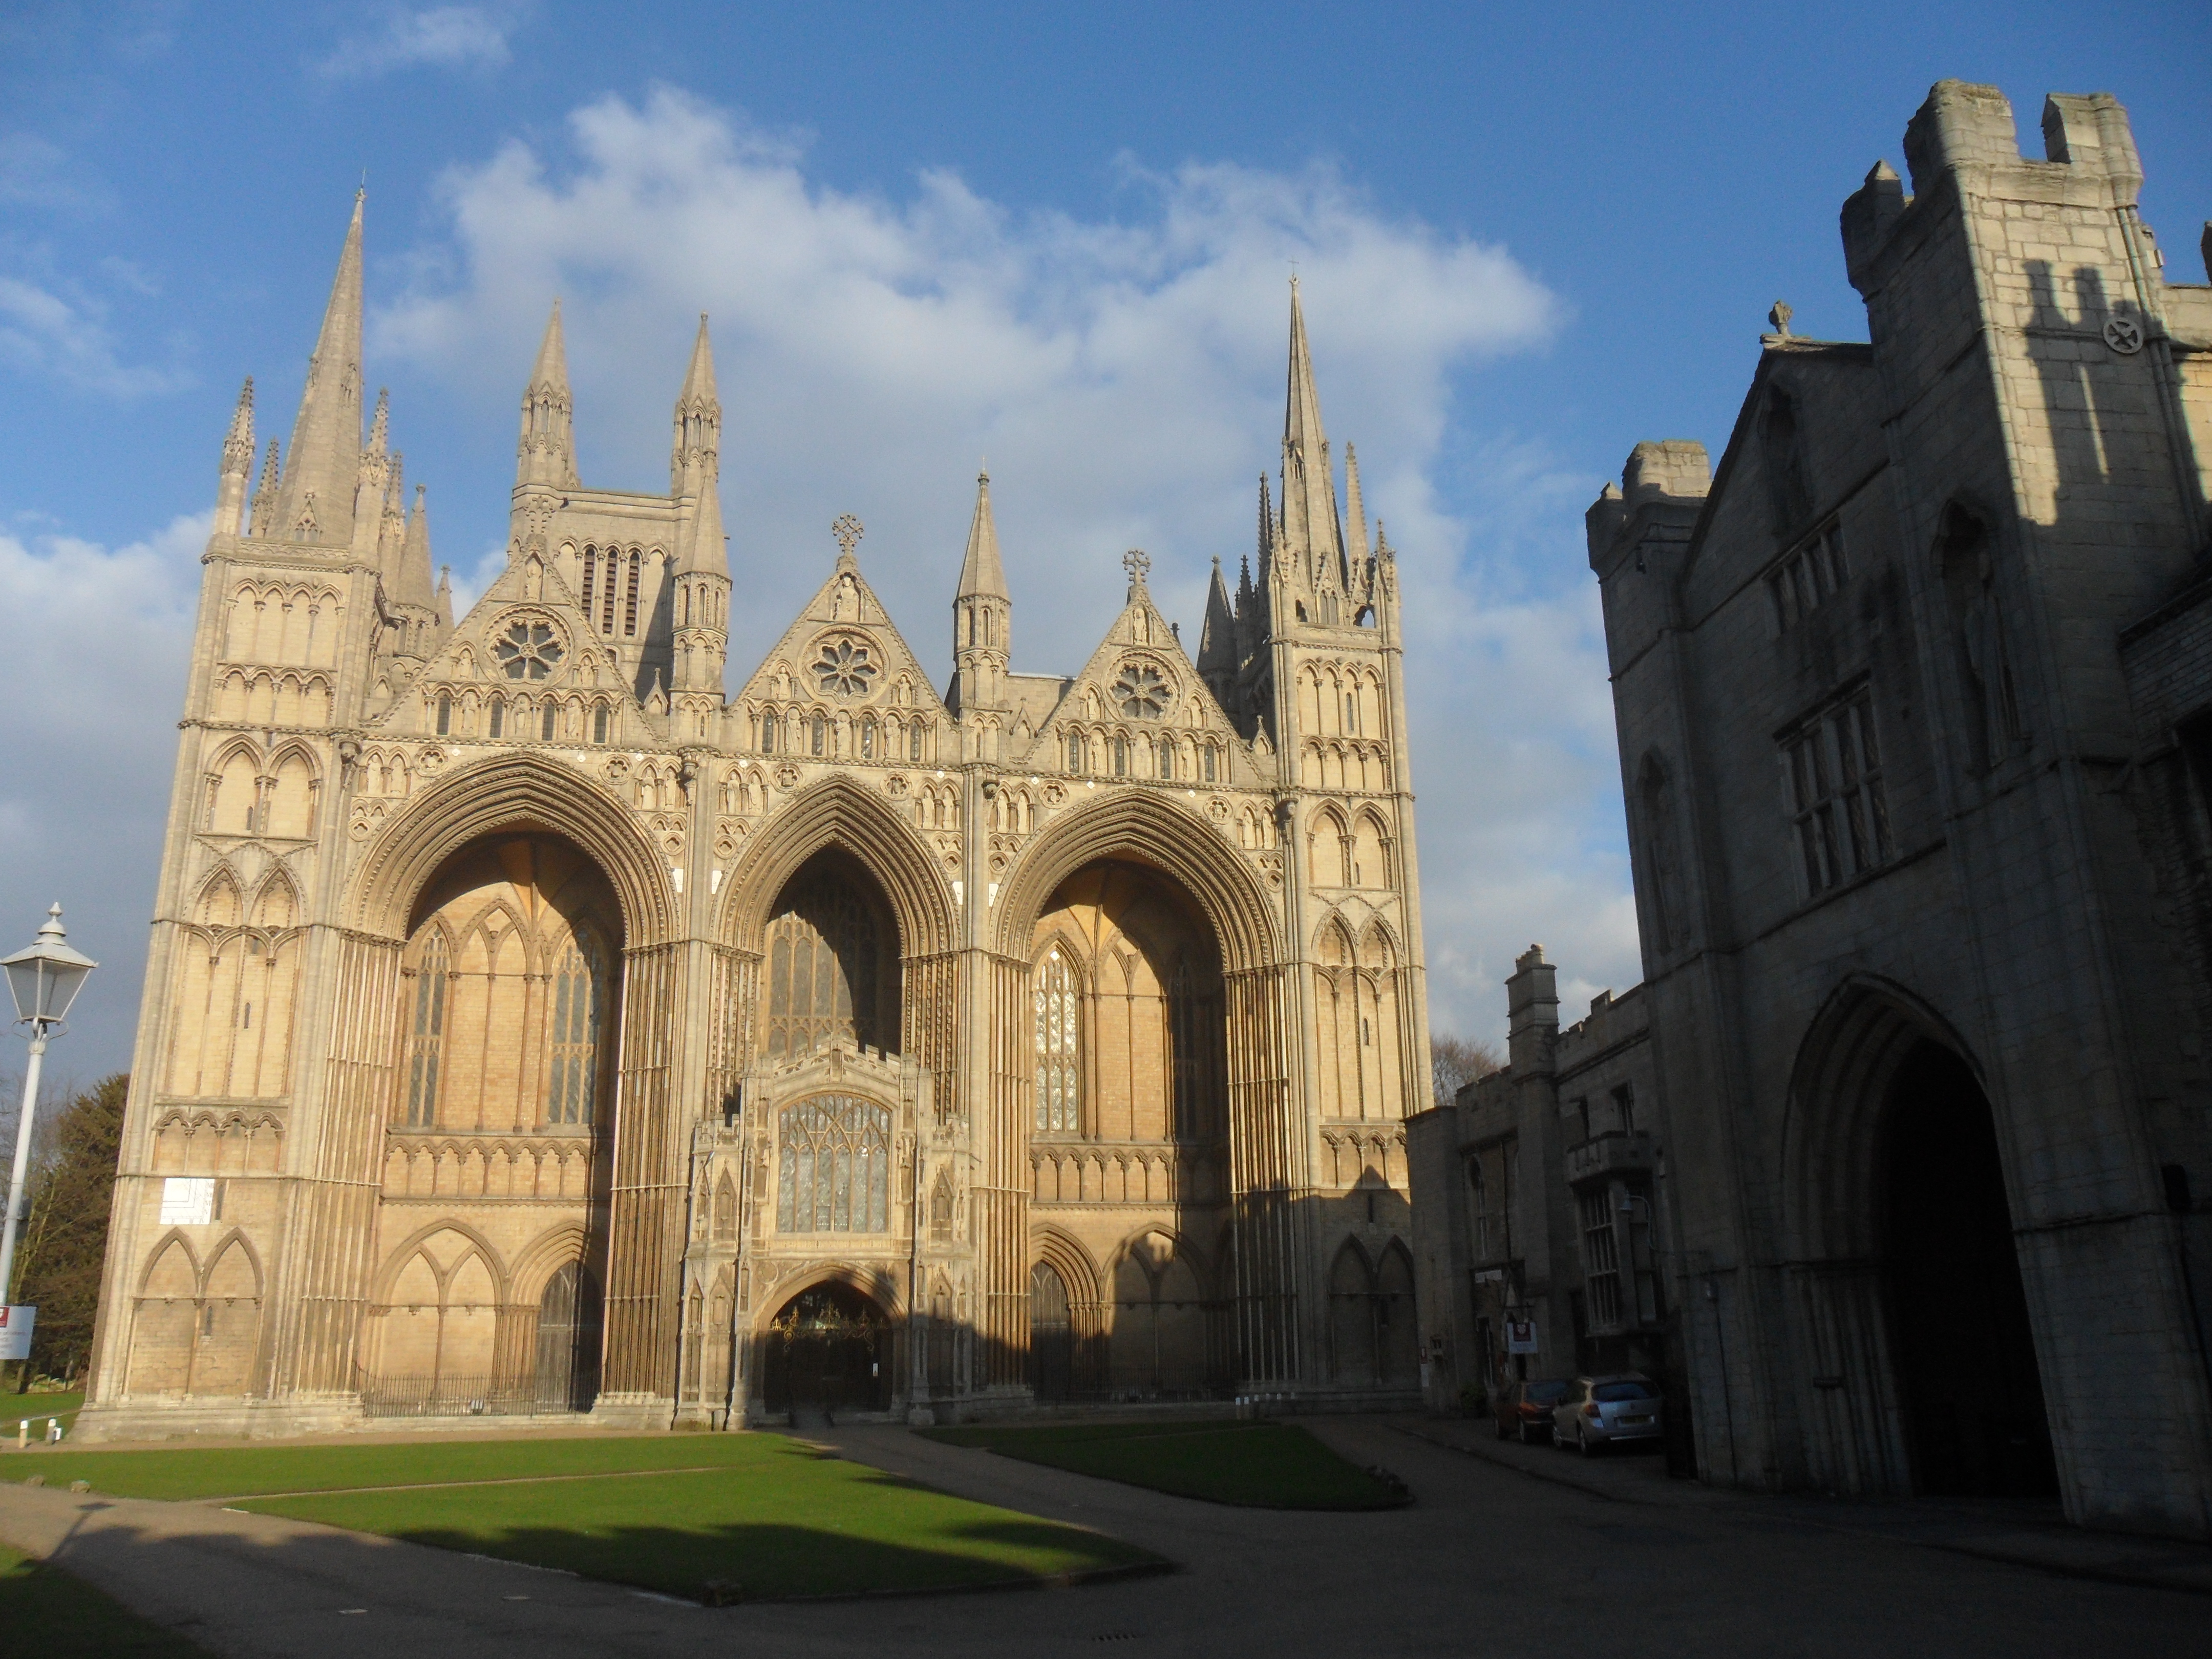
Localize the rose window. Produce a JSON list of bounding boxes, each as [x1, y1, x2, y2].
[[1113, 661, 1172, 719], [495, 619, 565, 681], [814, 635, 880, 699]]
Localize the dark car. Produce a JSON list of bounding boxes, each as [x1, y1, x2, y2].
[[1494, 1377, 1574, 1443]]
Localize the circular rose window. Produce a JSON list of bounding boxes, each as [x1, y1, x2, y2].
[[495, 618, 565, 681], [814, 634, 880, 698], [1113, 660, 1172, 719]]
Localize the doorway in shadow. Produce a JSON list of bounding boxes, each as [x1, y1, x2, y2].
[[761, 1282, 891, 1418], [1878, 1041, 2057, 1497]]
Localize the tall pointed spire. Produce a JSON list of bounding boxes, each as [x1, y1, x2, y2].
[[400, 484, 436, 610], [1278, 278, 1342, 590], [956, 470, 1008, 601], [951, 469, 1011, 723], [215, 377, 256, 536], [670, 314, 729, 699], [274, 191, 367, 546], [1197, 556, 1239, 697], [517, 300, 577, 489]]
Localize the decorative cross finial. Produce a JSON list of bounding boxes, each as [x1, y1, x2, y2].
[[1122, 548, 1151, 587], [832, 513, 864, 565], [1769, 300, 1794, 337]]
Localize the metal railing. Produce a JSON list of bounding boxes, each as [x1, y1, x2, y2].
[[358, 1374, 589, 1419]]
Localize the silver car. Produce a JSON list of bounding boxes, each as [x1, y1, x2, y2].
[[1551, 1373, 1664, 1454]]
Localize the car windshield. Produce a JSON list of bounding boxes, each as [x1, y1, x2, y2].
[[1593, 1380, 1658, 1402], [1528, 1380, 1572, 1402]]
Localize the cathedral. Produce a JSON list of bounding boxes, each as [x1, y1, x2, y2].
[[78, 196, 1433, 1435]]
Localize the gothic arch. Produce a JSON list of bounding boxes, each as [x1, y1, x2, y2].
[[350, 751, 675, 947], [749, 1261, 905, 1333], [720, 775, 954, 959], [508, 1220, 591, 1307], [994, 790, 1278, 973], [194, 867, 245, 929], [201, 1229, 265, 1299], [136, 1231, 201, 1295], [369, 1217, 512, 1306], [1032, 1224, 1103, 1312], [249, 867, 301, 930]]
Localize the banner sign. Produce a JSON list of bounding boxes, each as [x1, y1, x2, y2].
[[0, 1305, 33, 1362], [1505, 1317, 1539, 1355]]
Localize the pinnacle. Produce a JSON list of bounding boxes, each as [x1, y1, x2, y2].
[[530, 299, 570, 392], [678, 313, 718, 407], [956, 469, 1008, 602], [274, 192, 367, 544], [399, 482, 437, 609]]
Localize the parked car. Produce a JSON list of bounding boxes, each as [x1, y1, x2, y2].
[[1494, 1377, 1575, 1444], [1551, 1374, 1664, 1454]]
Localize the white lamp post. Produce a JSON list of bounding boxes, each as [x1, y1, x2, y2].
[[1, 905, 97, 1319]]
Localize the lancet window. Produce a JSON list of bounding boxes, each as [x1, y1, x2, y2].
[[623, 551, 641, 637], [403, 933, 448, 1128], [546, 933, 605, 1126], [763, 870, 887, 1057], [1034, 946, 1080, 1136]]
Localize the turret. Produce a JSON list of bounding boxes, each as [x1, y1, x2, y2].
[[1278, 279, 1345, 607], [249, 439, 280, 537], [1196, 556, 1238, 710], [272, 192, 366, 548], [375, 451, 407, 594], [1343, 441, 1371, 610], [518, 301, 577, 490], [951, 470, 1010, 715], [351, 388, 392, 563], [214, 378, 255, 537], [670, 315, 729, 701]]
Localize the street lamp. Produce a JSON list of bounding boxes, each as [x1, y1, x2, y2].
[[1, 905, 97, 1320]]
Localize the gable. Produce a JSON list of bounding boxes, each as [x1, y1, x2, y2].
[[729, 560, 950, 746]]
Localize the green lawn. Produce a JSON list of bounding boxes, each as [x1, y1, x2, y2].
[[0, 1543, 216, 1657], [3, 1391, 85, 1442], [921, 1419, 1409, 1509], [8, 1431, 1164, 1603]]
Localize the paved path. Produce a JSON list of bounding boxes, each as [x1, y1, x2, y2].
[[1, 1415, 2205, 1656]]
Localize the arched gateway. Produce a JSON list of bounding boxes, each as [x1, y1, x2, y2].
[[78, 203, 1433, 1437]]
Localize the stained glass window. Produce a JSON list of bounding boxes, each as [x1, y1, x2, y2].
[[1034, 947, 1079, 1135], [403, 933, 448, 1127], [776, 1095, 891, 1232], [763, 872, 886, 1056], [546, 932, 604, 1125]]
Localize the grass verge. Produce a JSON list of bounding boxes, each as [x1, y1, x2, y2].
[[2, 1392, 85, 1443], [10, 1431, 1164, 1603], [0, 1542, 216, 1657], [920, 1419, 1408, 1509]]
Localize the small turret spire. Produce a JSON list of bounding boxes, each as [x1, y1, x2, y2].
[[274, 191, 367, 546], [435, 564, 454, 631], [351, 387, 393, 561], [1344, 441, 1370, 574], [1277, 279, 1342, 590], [215, 377, 256, 536], [670, 313, 720, 493], [517, 299, 577, 490], [400, 483, 436, 610], [376, 451, 407, 589], [670, 314, 729, 699], [956, 469, 1009, 601], [1197, 555, 1239, 695], [950, 471, 1011, 723], [249, 438, 281, 537]]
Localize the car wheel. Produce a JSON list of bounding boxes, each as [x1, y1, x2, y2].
[[1577, 1426, 1593, 1457], [1551, 1423, 1566, 1449]]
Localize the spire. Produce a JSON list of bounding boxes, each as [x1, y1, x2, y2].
[[1344, 441, 1370, 572], [274, 191, 367, 546], [400, 484, 437, 609], [352, 387, 392, 561], [250, 439, 281, 536], [435, 564, 454, 631], [1278, 278, 1342, 586], [1197, 556, 1238, 683], [215, 377, 256, 536], [517, 300, 577, 489], [956, 470, 1008, 600], [376, 451, 407, 590], [366, 386, 389, 455], [671, 314, 727, 580], [1256, 472, 1273, 578]]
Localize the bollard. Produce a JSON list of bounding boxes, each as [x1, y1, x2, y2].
[[46, 1419, 60, 1443], [14, 1419, 24, 1451]]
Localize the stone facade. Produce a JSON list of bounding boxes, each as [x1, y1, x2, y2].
[[1588, 83, 2212, 1535], [77, 199, 1434, 1437], [1408, 950, 1668, 1414]]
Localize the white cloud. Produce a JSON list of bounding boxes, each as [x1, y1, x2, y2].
[[0, 514, 207, 1076], [0, 274, 182, 397], [377, 86, 1638, 1052], [317, 5, 521, 80]]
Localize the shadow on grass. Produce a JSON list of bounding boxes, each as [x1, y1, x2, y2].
[[1, 1542, 216, 1657]]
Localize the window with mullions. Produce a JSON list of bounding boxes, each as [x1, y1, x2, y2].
[[545, 934, 605, 1125], [776, 1094, 890, 1232], [403, 934, 448, 1127], [1767, 521, 1849, 633], [1157, 737, 1176, 779], [1034, 947, 1080, 1135], [1066, 731, 1084, 773], [1782, 687, 1891, 895], [1579, 1188, 1623, 1328]]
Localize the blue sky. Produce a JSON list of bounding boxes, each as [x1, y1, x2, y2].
[[2, 1, 2206, 1081]]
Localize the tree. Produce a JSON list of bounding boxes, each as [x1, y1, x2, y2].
[[9, 1073, 127, 1387], [1431, 1035, 1502, 1108]]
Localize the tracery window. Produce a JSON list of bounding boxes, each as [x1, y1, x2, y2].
[[1782, 687, 1890, 894], [1113, 661, 1171, 719], [496, 620, 564, 681], [814, 635, 879, 699], [776, 1094, 891, 1232], [403, 933, 448, 1128], [1034, 947, 1080, 1136], [546, 933, 605, 1125], [764, 872, 886, 1057]]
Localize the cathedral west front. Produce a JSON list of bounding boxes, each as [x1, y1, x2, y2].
[[77, 196, 1433, 1435]]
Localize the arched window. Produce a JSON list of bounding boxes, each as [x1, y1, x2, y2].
[[404, 933, 448, 1128], [1203, 743, 1218, 784], [581, 547, 597, 618], [929, 1168, 955, 1243], [712, 1174, 737, 1242], [541, 703, 558, 742], [623, 551, 641, 636], [909, 722, 924, 762], [592, 703, 609, 745], [861, 715, 877, 760], [776, 1095, 891, 1232], [600, 557, 618, 633], [760, 707, 778, 753], [435, 693, 452, 736], [1112, 734, 1128, 777], [488, 695, 505, 739], [810, 713, 826, 756], [1067, 731, 1084, 773], [546, 933, 604, 1126], [1157, 736, 1175, 779], [1034, 946, 1080, 1135], [764, 871, 887, 1057]]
